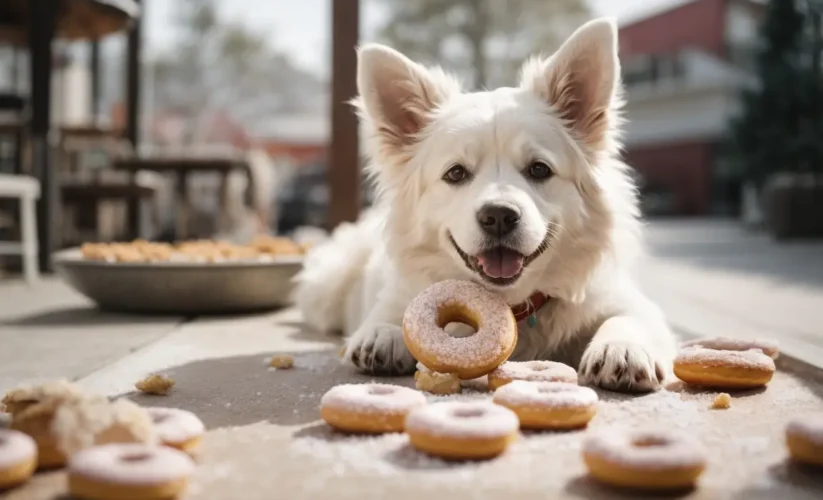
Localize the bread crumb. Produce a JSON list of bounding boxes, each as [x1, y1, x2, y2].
[[2, 379, 87, 416], [415, 370, 462, 395], [135, 373, 175, 395], [269, 355, 294, 369], [52, 397, 156, 456], [711, 392, 732, 409]]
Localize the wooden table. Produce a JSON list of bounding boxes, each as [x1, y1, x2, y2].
[[113, 155, 254, 240]]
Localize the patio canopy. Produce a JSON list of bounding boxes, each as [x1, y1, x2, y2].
[[0, 0, 140, 44]]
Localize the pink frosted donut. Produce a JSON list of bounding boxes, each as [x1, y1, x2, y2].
[[0, 429, 37, 489], [583, 430, 707, 490], [405, 401, 519, 460], [681, 336, 780, 359], [320, 383, 427, 434], [492, 381, 598, 429], [402, 280, 517, 379], [68, 443, 195, 500], [488, 360, 578, 390], [786, 413, 823, 466], [146, 407, 205, 453]]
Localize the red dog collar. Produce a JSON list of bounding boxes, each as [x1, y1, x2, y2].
[[511, 292, 551, 323]]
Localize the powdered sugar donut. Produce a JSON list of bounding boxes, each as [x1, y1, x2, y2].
[[583, 429, 707, 490], [405, 401, 519, 460], [146, 408, 205, 454], [681, 336, 780, 359], [402, 280, 517, 380], [786, 414, 823, 466], [0, 429, 37, 489], [68, 443, 195, 500], [488, 361, 578, 390], [320, 383, 427, 434], [673, 345, 775, 389], [492, 381, 597, 430]]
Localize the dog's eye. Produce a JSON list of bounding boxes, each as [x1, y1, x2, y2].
[[443, 164, 470, 185], [526, 160, 553, 181]]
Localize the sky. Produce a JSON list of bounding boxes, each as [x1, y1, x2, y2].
[[144, 0, 690, 78]]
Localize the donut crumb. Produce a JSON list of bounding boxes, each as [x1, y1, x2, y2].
[[415, 371, 461, 395], [269, 355, 294, 369], [135, 374, 175, 395], [711, 392, 731, 409]]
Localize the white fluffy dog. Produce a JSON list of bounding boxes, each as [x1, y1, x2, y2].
[[294, 18, 676, 392]]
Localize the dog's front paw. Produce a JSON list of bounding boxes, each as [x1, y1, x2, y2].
[[579, 341, 665, 393], [344, 323, 416, 376]]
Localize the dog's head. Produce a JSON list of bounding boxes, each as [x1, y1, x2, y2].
[[356, 19, 638, 302]]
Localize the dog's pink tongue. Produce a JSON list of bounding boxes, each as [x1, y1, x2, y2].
[[477, 248, 524, 279]]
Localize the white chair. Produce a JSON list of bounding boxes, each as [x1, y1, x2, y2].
[[0, 173, 40, 284]]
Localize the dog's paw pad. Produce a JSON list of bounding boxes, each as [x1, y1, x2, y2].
[[579, 341, 663, 393], [344, 324, 416, 376]]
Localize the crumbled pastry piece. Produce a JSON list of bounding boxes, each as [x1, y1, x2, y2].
[[415, 371, 462, 395], [711, 392, 732, 409], [52, 397, 156, 456], [2, 379, 88, 416], [80, 243, 114, 261], [269, 355, 294, 369], [135, 374, 175, 396]]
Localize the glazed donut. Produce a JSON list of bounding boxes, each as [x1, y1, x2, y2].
[[488, 361, 578, 391], [673, 346, 775, 389], [681, 336, 780, 359], [405, 401, 519, 460], [68, 443, 195, 500], [320, 383, 427, 434], [402, 280, 517, 379], [786, 414, 823, 466], [582, 430, 707, 491], [492, 381, 597, 430], [146, 408, 205, 454], [0, 429, 37, 490]]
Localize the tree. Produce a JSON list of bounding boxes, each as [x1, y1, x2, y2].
[[373, 0, 591, 89], [727, 0, 823, 187]]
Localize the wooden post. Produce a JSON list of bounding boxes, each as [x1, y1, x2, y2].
[[90, 40, 101, 120], [328, 0, 360, 229], [29, 0, 58, 272], [125, 0, 143, 238]]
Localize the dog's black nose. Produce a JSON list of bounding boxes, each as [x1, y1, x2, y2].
[[476, 204, 521, 236]]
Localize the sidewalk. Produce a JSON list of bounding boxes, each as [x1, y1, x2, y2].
[[638, 218, 823, 367]]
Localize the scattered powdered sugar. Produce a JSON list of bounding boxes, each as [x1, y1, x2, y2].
[[674, 346, 775, 371], [681, 336, 780, 359], [786, 413, 823, 446], [492, 381, 597, 409], [404, 401, 518, 439], [583, 428, 706, 470], [490, 361, 578, 386], [402, 280, 516, 376], [320, 384, 427, 415]]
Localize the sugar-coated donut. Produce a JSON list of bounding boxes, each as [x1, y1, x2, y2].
[[673, 345, 775, 389], [68, 443, 195, 500], [583, 430, 706, 491], [405, 401, 519, 460], [402, 280, 517, 380], [488, 361, 578, 390], [146, 408, 205, 454], [681, 336, 780, 359], [0, 429, 37, 490], [786, 414, 823, 466], [492, 381, 597, 430], [320, 383, 427, 434]]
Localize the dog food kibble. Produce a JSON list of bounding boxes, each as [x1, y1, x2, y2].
[[269, 355, 294, 369], [135, 374, 175, 396], [711, 393, 732, 409], [415, 370, 462, 395]]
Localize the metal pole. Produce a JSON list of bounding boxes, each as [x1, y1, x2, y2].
[[328, 0, 360, 229], [125, 0, 143, 237], [90, 40, 101, 120], [29, 0, 58, 272]]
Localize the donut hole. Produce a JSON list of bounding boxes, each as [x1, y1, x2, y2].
[[437, 304, 479, 338], [368, 386, 395, 396], [530, 365, 549, 372], [632, 436, 670, 448], [120, 452, 153, 463], [453, 408, 486, 419], [151, 413, 171, 424], [536, 385, 566, 394]]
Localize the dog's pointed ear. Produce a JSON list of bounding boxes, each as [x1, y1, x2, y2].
[[355, 44, 460, 152], [519, 18, 620, 152]]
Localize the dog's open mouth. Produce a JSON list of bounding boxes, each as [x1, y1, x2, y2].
[[448, 229, 552, 287]]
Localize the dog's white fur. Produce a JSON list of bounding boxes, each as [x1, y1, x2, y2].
[[294, 18, 676, 392]]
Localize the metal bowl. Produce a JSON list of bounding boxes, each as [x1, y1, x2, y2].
[[53, 248, 303, 314]]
